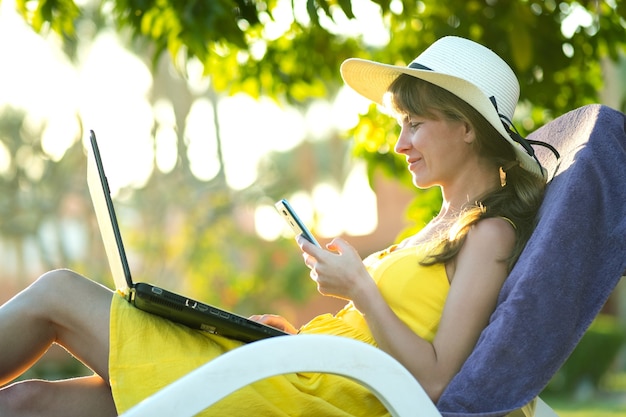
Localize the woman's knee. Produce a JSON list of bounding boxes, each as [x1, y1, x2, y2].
[[34, 269, 85, 291], [4, 269, 87, 326], [28, 269, 88, 309], [24, 269, 107, 334], [28, 269, 113, 331]]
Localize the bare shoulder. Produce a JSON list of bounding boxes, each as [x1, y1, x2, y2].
[[469, 217, 516, 240], [464, 217, 516, 257], [447, 217, 516, 284]]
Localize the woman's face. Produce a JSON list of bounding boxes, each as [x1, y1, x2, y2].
[[394, 111, 475, 189]]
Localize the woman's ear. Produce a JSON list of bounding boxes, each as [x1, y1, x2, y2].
[[463, 122, 476, 145]]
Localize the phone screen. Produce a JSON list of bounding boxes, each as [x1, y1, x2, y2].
[[274, 199, 321, 248]]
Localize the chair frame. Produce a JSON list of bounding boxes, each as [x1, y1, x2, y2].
[[120, 335, 440, 417], [120, 334, 559, 417]]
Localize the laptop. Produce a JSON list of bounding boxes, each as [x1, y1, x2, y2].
[[87, 130, 289, 343]]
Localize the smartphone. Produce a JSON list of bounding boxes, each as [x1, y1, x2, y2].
[[274, 199, 321, 248]]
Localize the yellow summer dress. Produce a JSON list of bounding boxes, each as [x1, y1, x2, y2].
[[109, 243, 450, 416]]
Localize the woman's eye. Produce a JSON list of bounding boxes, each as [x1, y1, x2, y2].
[[399, 116, 422, 131]]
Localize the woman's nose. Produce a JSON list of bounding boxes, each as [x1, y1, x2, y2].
[[394, 128, 410, 155]]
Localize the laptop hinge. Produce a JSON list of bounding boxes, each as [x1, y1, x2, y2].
[[127, 287, 136, 302]]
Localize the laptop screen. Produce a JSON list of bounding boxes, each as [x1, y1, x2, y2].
[[87, 130, 134, 291]]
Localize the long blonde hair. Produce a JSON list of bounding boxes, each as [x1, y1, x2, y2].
[[387, 74, 546, 270]]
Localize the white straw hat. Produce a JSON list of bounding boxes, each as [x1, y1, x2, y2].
[[340, 36, 548, 180]]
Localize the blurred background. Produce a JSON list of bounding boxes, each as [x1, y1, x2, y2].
[[1, 0, 625, 413]]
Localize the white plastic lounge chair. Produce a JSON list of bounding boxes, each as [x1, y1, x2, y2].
[[119, 334, 557, 417]]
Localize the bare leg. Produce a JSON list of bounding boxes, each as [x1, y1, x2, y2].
[[0, 269, 113, 386], [0, 375, 117, 417]]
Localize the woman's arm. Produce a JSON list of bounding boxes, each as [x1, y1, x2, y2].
[[299, 217, 515, 402]]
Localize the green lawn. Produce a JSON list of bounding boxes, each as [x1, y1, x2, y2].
[[544, 395, 626, 417], [543, 365, 626, 416]]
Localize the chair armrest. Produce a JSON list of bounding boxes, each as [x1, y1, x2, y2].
[[535, 398, 559, 417], [119, 334, 441, 417]]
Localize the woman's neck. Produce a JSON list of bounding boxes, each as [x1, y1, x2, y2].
[[401, 178, 500, 249], [439, 166, 501, 216]]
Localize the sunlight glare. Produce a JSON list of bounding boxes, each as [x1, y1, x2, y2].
[[313, 183, 343, 237], [341, 162, 377, 236], [153, 99, 178, 173], [262, 0, 295, 40], [288, 192, 316, 226], [154, 126, 178, 174], [0, 0, 78, 120], [0, 140, 10, 175], [389, 0, 404, 15], [327, 1, 389, 47], [255, 203, 285, 241], [41, 115, 81, 162], [216, 94, 306, 190], [332, 86, 372, 131], [185, 98, 220, 181], [185, 58, 211, 95], [561, 4, 594, 38], [78, 30, 155, 194], [305, 101, 334, 141]]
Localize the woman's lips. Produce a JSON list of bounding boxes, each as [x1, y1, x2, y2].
[[407, 157, 422, 171]]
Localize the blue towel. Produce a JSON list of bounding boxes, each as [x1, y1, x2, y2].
[[437, 105, 626, 416]]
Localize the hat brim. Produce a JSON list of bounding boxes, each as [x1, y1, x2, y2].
[[340, 58, 546, 180]]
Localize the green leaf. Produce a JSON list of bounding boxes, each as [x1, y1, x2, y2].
[[508, 27, 533, 72], [337, 0, 356, 19]]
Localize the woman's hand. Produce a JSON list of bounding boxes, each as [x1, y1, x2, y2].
[[297, 235, 377, 307], [248, 314, 298, 334]]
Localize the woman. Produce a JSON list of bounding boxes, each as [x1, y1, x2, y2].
[[0, 36, 548, 416]]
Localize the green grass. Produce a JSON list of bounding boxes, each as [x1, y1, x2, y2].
[[542, 367, 626, 416], [543, 392, 626, 417]]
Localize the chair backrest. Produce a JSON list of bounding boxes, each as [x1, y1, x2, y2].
[[437, 104, 626, 416]]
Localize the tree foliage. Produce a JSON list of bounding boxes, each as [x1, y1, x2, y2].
[[12, 1, 625, 99], [12, 0, 626, 178]]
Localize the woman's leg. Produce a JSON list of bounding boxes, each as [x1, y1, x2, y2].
[[0, 375, 117, 417], [0, 269, 114, 385]]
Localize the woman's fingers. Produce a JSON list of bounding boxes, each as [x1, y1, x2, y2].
[[248, 314, 298, 334]]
